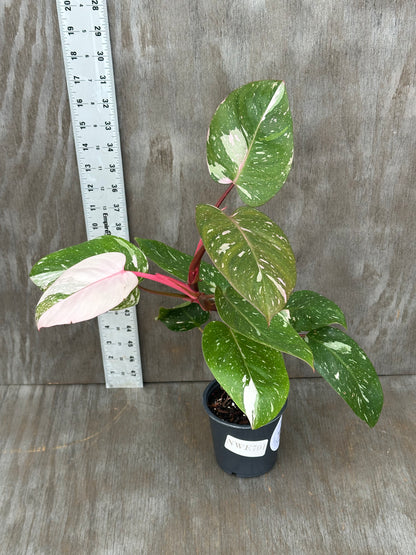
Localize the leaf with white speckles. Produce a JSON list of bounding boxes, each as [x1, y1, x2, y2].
[[306, 327, 383, 427], [202, 321, 289, 429], [216, 286, 313, 367], [285, 290, 347, 332], [207, 80, 293, 206], [157, 302, 209, 332], [196, 204, 296, 323], [135, 237, 228, 294]]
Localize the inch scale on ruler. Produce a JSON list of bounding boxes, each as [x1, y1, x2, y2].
[[56, 0, 143, 387]]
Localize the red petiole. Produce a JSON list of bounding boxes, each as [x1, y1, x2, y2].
[[187, 182, 235, 291], [131, 183, 235, 311]]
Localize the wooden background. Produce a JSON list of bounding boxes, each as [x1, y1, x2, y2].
[[1, 0, 415, 385]]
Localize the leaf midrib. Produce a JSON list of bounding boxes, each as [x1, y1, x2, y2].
[[228, 211, 289, 298], [233, 89, 285, 184], [229, 212, 262, 275]]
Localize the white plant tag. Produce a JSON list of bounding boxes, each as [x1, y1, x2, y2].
[[224, 435, 268, 458], [270, 417, 283, 452]]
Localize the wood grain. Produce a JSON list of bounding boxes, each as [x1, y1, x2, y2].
[[1, 0, 415, 384], [1, 377, 415, 553]]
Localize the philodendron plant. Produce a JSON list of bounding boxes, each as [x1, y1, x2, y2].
[[30, 80, 383, 430]]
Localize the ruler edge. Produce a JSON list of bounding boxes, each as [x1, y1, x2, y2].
[[98, 312, 143, 389], [55, 0, 144, 388]]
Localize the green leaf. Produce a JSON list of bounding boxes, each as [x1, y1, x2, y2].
[[157, 302, 209, 331], [285, 290, 347, 332], [207, 80, 293, 207], [135, 237, 228, 294], [30, 235, 148, 289], [216, 286, 313, 367], [196, 204, 296, 323], [306, 327, 383, 427], [202, 321, 289, 429]]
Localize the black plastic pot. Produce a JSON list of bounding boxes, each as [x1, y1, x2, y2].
[[203, 380, 287, 478]]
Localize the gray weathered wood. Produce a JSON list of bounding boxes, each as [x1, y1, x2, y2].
[[1, 0, 415, 384], [1, 377, 415, 553]]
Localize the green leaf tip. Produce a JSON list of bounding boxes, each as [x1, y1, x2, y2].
[[285, 290, 347, 332], [307, 327, 383, 427]]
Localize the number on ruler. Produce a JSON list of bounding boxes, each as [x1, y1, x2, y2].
[[56, 0, 143, 387]]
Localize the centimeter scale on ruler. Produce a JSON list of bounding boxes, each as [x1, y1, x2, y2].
[[56, 0, 143, 387]]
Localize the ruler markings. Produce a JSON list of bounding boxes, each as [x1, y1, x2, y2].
[[56, 0, 143, 387]]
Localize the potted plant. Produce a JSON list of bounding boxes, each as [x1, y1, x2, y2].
[[30, 80, 383, 477]]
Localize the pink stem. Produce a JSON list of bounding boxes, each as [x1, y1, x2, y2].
[[214, 182, 235, 209], [188, 182, 235, 290], [132, 271, 199, 301], [193, 238, 204, 256]]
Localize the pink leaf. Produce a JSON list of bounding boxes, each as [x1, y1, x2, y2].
[[37, 252, 138, 329]]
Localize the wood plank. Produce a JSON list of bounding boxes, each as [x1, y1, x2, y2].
[[1, 376, 415, 553], [1, 0, 415, 383]]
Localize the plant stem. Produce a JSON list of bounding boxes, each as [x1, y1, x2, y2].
[[133, 272, 216, 312], [187, 182, 235, 291], [131, 183, 235, 310], [215, 181, 235, 209], [133, 271, 199, 301], [138, 284, 189, 300]]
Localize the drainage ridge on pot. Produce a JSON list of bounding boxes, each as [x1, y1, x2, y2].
[[202, 380, 288, 478]]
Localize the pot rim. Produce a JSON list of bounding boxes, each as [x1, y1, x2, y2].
[[202, 379, 288, 430]]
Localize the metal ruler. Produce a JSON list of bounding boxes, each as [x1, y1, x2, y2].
[[56, 0, 143, 387]]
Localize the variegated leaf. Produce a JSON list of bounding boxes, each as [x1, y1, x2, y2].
[[30, 235, 147, 290], [36, 253, 139, 329], [207, 80, 293, 206], [285, 290, 347, 332], [202, 321, 289, 429], [157, 302, 209, 331], [196, 204, 296, 323], [216, 286, 313, 367], [305, 327, 383, 427]]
